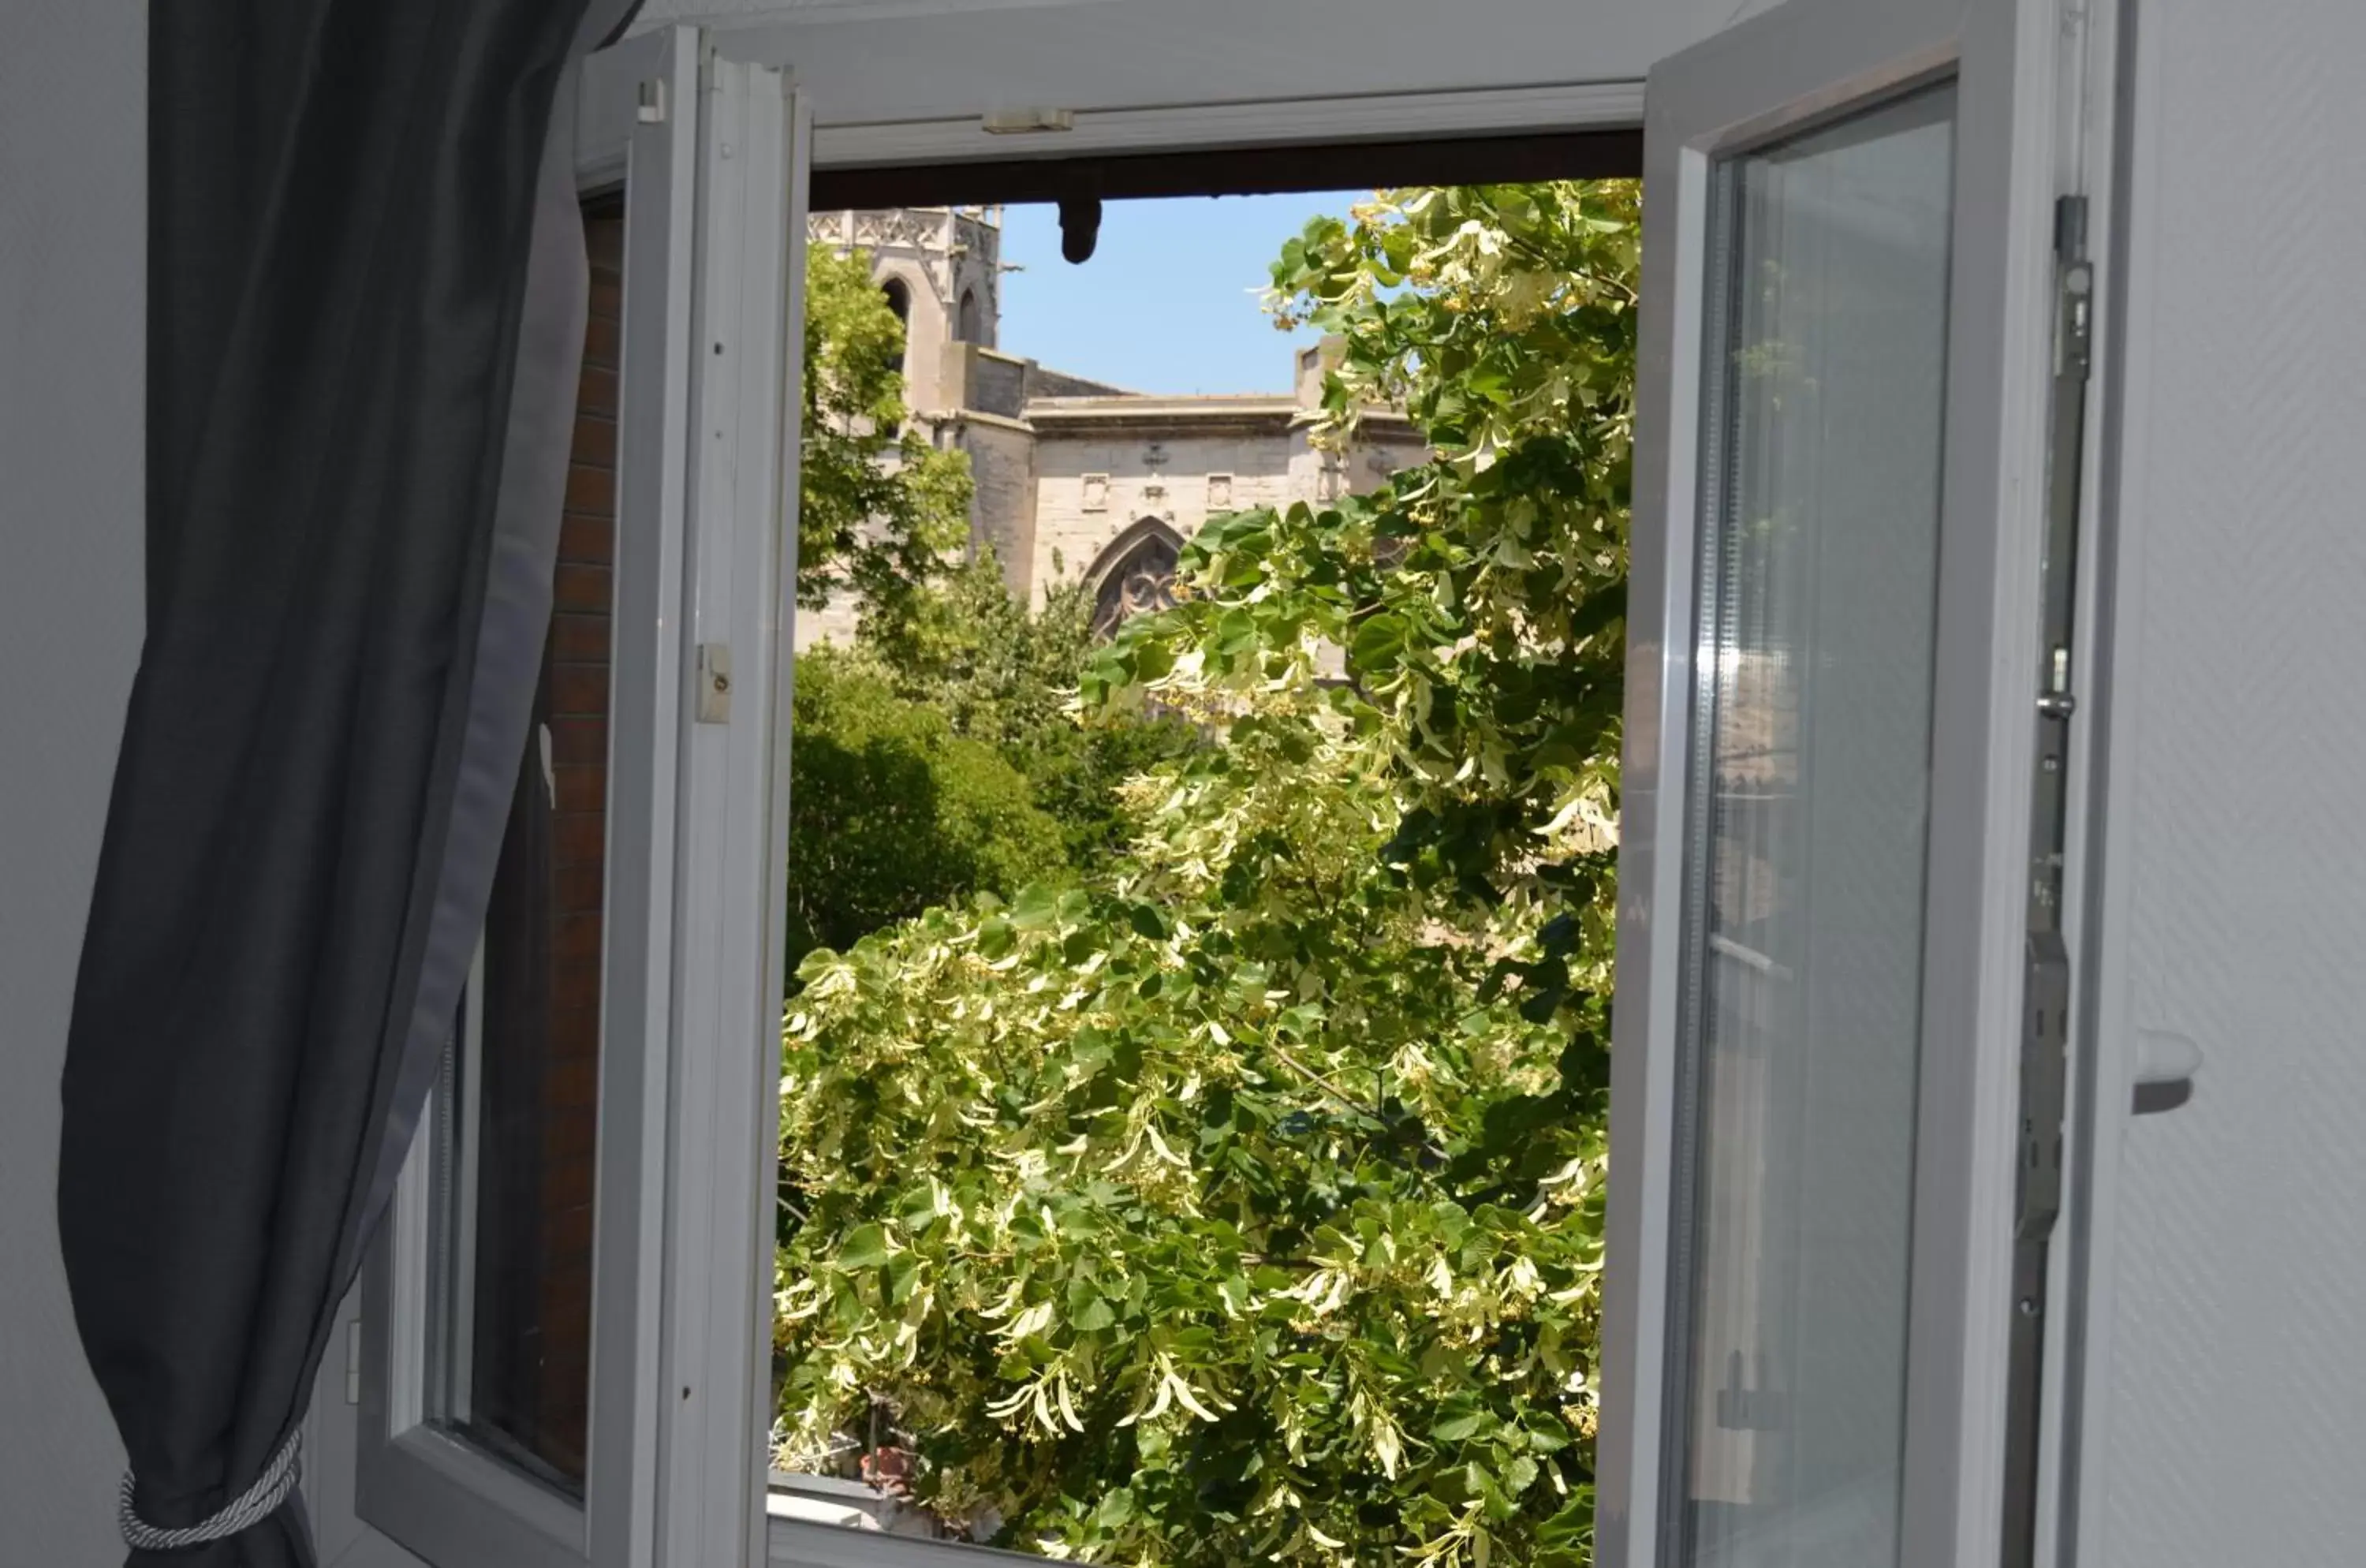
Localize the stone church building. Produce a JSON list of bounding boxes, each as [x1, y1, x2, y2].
[[796, 207, 1426, 649]]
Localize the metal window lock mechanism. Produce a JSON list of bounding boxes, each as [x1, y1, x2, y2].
[[2002, 191, 2096, 1568]]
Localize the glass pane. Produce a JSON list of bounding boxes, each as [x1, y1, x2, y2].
[[424, 202, 624, 1498], [1670, 83, 1957, 1568]]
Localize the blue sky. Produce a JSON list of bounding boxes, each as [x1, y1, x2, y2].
[[996, 192, 1368, 396]]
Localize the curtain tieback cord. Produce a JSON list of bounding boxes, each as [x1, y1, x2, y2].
[[119, 1428, 303, 1551]]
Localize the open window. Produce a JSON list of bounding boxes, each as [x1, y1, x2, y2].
[[346, 26, 811, 1568], [308, 5, 2091, 1567], [1600, 1, 2077, 1566]]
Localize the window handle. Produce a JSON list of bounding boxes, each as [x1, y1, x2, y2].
[[2132, 1029, 2203, 1116]]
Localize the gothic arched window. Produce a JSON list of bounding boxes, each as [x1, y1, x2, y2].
[[1088, 519, 1184, 638], [879, 277, 912, 379], [956, 287, 983, 345]]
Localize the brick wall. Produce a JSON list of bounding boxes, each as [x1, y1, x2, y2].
[[529, 204, 624, 1477], [465, 205, 618, 1489]]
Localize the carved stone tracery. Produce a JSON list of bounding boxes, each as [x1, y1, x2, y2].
[[1089, 521, 1185, 638]]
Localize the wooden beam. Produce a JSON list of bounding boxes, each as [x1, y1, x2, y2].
[[810, 129, 1643, 213]]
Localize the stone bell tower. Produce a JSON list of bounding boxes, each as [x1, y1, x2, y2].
[[808, 207, 1004, 416]]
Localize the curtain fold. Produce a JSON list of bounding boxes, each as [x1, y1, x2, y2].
[[56, 2, 637, 1562]]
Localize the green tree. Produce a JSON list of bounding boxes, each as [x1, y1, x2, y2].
[[778, 181, 1638, 1566], [1094, 181, 1636, 917], [799, 245, 975, 619], [860, 547, 1201, 873], [784, 649, 1069, 972], [789, 250, 1188, 967]]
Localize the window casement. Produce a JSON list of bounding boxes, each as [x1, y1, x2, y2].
[[1599, 2, 2088, 1566], [347, 28, 806, 1568]]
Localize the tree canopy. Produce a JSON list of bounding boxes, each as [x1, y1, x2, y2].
[[784, 648, 1070, 972], [778, 181, 1639, 1567], [799, 245, 975, 618], [786, 248, 1195, 974], [863, 551, 1203, 872]]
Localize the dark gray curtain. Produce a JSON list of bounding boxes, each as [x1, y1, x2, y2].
[[58, 2, 637, 1563]]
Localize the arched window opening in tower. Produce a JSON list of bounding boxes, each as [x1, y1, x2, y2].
[[879, 276, 912, 377]]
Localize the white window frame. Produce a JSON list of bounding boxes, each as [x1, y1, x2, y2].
[[298, 6, 2118, 1566], [348, 25, 808, 1568], [1597, 3, 2092, 1568], [764, 1517, 1052, 1568]]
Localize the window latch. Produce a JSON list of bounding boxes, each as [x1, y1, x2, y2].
[[696, 643, 732, 724]]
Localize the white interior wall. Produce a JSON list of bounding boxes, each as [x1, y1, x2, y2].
[[2077, 2, 2366, 1565], [0, 2, 149, 1561], [39, 6, 2308, 1568]]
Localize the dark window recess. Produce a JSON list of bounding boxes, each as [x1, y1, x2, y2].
[[1092, 526, 1182, 638], [446, 207, 621, 1494], [881, 277, 912, 377]]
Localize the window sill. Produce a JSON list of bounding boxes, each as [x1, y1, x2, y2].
[[764, 1484, 1054, 1568]]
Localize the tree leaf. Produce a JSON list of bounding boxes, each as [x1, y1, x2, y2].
[[837, 1223, 891, 1271]]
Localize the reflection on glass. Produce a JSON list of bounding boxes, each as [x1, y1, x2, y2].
[[1671, 84, 1957, 1568], [423, 205, 623, 1498]]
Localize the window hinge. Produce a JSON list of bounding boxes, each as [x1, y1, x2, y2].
[[345, 1320, 362, 1406]]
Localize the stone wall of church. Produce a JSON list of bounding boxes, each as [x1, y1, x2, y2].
[[953, 413, 1039, 590], [792, 217, 1433, 645], [1025, 423, 1428, 603], [791, 415, 1426, 651], [1028, 426, 1304, 599]]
